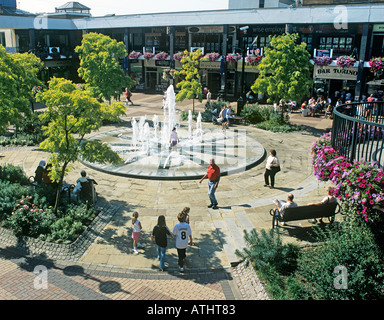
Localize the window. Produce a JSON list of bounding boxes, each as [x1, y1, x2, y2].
[[0, 32, 5, 47]]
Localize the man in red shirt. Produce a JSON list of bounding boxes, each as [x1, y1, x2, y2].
[[199, 158, 220, 209]]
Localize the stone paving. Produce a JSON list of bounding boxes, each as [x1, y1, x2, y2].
[[0, 92, 334, 301]]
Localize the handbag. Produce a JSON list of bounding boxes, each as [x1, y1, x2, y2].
[[273, 165, 281, 173]]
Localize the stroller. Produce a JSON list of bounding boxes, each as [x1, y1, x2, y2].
[[211, 109, 219, 125]]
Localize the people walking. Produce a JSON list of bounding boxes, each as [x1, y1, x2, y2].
[[173, 212, 193, 273], [151, 215, 174, 271], [264, 149, 280, 189], [199, 158, 220, 209], [125, 88, 134, 105], [131, 211, 144, 254]]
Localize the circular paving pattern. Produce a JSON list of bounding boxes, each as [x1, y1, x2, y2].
[[81, 124, 266, 180]]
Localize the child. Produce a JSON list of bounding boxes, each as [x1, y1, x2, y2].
[[173, 212, 193, 272], [131, 211, 144, 254], [182, 207, 190, 224], [151, 215, 174, 271]]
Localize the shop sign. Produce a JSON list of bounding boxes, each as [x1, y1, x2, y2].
[[155, 60, 170, 67], [237, 62, 259, 73], [313, 65, 358, 81], [43, 60, 72, 68], [200, 61, 220, 70], [373, 24, 384, 33]]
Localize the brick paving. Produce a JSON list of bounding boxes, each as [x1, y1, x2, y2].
[[0, 92, 334, 301]]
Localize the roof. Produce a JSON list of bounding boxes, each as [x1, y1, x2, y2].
[[55, 2, 90, 11], [0, 4, 34, 16]]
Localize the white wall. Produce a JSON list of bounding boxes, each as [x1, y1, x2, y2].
[[228, 0, 260, 9]]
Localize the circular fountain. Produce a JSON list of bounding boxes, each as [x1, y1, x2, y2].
[[81, 85, 265, 180]]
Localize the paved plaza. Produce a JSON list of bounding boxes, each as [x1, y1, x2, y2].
[[0, 92, 334, 301]]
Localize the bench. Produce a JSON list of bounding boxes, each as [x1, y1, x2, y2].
[[269, 202, 341, 229]]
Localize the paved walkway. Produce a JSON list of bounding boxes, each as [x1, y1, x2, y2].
[[0, 92, 334, 300]]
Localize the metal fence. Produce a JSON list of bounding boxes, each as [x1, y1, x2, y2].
[[332, 101, 384, 167]]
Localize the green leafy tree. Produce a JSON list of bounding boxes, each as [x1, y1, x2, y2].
[[0, 44, 43, 133], [75, 32, 136, 102], [174, 49, 203, 112], [36, 78, 124, 212], [251, 33, 313, 104]]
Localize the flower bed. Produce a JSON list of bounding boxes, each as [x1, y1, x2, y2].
[[313, 56, 333, 66], [336, 55, 357, 68], [311, 133, 384, 222]]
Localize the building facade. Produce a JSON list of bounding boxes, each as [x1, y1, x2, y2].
[[1, 1, 384, 102]]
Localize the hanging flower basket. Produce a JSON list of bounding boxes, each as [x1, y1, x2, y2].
[[313, 56, 333, 66], [369, 57, 384, 77], [128, 51, 141, 59], [226, 53, 242, 63], [245, 55, 262, 66], [173, 51, 185, 61], [143, 52, 154, 60], [155, 52, 169, 60], [336, 55, 357, 68], [201, 52, 220, 62]]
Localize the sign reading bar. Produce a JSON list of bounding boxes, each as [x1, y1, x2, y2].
[[313, 65, 358, 81]]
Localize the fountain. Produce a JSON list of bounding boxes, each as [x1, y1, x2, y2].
[[81, 85, 265, 180]]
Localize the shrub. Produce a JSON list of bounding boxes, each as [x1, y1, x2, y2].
[[297, 220, 384, 300], [0, 164, 29, 185], [241, 104, 304, 132], [1, 195, 55, 238], [0, 181, 31, 221], [235, 229, 306, 299]]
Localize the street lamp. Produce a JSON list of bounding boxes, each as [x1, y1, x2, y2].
[[239, 26, 249, 115]]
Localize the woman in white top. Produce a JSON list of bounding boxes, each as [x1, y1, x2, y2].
[[264, 149, 280, 189], [169, 127, 179, 151]]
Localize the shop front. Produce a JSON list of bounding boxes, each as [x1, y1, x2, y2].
[[313, 64, 358, 100]]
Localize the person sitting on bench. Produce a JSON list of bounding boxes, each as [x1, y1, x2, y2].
[[273, 193, 298, 225], [307, 187, 337, 224]]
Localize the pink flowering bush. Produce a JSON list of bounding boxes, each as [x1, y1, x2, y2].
[[312, 133, 384, 222], [3, 196, 50, 237], [336, 55, 357, 68], [313, 56, 333, 66]]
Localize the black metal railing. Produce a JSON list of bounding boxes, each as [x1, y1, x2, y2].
[[332, 101, 384, 167]]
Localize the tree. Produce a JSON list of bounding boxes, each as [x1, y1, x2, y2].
[[174, 49, 203, 112], [0, 44, 43, 133], [251, 33, 313, 104], [75, 32, 136, 102], [36, 77, 124, 213]]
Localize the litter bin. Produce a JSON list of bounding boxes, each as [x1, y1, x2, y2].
[[237, 97, 244, 116]]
